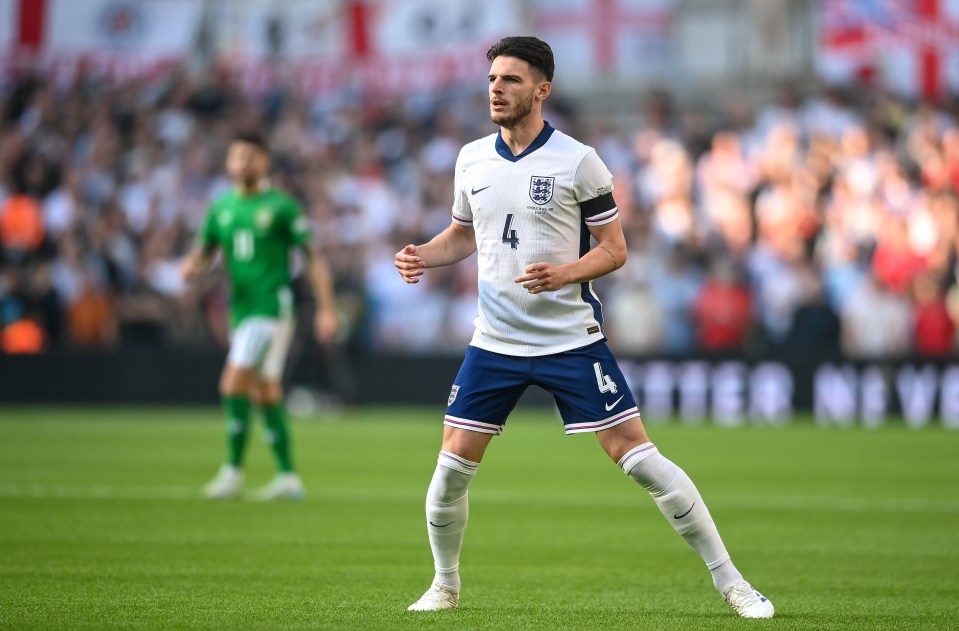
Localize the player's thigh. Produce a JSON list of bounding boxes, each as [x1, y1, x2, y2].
[[258, 317, 295, 383], [220, 363, 258, 396], [535, 341, 641, 435], [441, 425, 495, 463], [228, 317, 278, 370], [224, 317, 280, 394], [444, 345, 529, 437]]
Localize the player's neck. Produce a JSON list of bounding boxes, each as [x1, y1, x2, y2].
[[236, 178, 270, 197], [499, 115, 545, 156]]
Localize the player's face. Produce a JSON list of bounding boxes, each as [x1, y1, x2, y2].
[[225, 141, 269, 186], [488, 56, 548, 129]]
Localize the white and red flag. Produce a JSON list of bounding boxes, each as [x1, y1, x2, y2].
[[818, 0, 959, 99], [532, 0, 675, 80], [0, 0, 43, 51]]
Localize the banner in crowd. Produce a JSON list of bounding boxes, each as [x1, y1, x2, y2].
[[220, 0, 517, 62], [817, 0, 959, 99], [362, 0, 520, 94], [0, 0, 205, 82], [531, 0, 676, 81], [1, 0, 682, 96], [225, 0, 520, 97], [44, 0, 203, 58], [0, 0, 519, 94], [217, 0, 345, 62], [373, 0, 517, 56]]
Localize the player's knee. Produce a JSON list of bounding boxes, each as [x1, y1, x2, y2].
[[598, 418, 650, 463], [218, 373, 236, 397], [619, 446, 686, 496], [427, 477, 464, 505], [428, 467, 472, 504], [220, 365, 254, 397], [254, 380, 282, 405]]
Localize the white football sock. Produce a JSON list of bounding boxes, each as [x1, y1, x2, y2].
[[424, 451, 478, 592], [619, 443, 743, 593]]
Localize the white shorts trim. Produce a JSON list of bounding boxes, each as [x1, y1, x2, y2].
[[443, 415, 504, 435], [564, 407, 641, 435], [228, 316, 295, 380]]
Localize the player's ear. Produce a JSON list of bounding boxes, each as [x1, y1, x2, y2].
[[537, 80, 551, 102]]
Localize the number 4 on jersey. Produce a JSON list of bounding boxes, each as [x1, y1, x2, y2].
[[593, 362, 618, 394], [502, 214, 519, 249]]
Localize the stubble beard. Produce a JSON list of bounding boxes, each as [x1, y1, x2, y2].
[[490, 92, 535, 130], [236, 172, 261, 193]]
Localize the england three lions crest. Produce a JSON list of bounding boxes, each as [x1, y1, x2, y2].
[[448, 385, 460, 406], [529, 176, 554, 205]]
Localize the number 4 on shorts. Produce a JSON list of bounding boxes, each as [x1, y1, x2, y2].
[[593, 361, 618, 394]]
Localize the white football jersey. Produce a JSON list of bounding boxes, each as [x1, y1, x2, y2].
[[451, 122, 619, 356]]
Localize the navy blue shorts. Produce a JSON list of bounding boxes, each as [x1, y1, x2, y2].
[[444, 341, 641, 435]]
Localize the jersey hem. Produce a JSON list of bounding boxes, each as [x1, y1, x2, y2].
[[232, 312, 296, 327], [468, 334, 607, 358]]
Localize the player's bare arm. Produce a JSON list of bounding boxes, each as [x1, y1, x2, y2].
[[395, 222, 477, 284], [180, 244, 216, 282], [514, 218, 627, 294], [302, 245, 339, 343]]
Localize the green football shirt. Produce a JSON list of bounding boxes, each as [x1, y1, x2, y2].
[[198, 187, 310, 327]]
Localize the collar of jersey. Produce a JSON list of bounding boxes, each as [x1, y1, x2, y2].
[[495, 121, 555, 162], [234, 179, 272, 197]]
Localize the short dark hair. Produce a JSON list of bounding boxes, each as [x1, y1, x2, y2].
[[231, 131, 269, 153], [487, 36, 554, 82]]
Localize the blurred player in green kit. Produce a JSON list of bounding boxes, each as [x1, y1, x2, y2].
[[181, 132, 338, 500]]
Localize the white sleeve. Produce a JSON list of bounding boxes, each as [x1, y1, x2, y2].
[[451, 149, 473, 226], [574, 150, 618, 226]]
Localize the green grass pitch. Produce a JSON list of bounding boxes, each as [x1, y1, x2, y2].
[[0, 407, 957, 630]]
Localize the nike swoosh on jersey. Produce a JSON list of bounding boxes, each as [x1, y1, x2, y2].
[[470, 185, 491, 195], [605, 396, 624, 411]]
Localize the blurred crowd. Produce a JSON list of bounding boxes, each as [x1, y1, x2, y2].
[[1, 63, 959, 359]]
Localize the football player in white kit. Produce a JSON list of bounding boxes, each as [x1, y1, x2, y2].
[[395, 36, 774, 619]]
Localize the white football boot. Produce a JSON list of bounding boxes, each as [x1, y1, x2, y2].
[[407, 582, 459, 611], [722, 580, 775, 618], [250, 472, 305, 501], [203, 465, 243, 499]]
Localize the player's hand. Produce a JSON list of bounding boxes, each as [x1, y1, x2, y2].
[[313, 305, 339, 344], [514, 262, 571, 294], [395, 244, 425, 284], [180, 256, 201, 281]]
